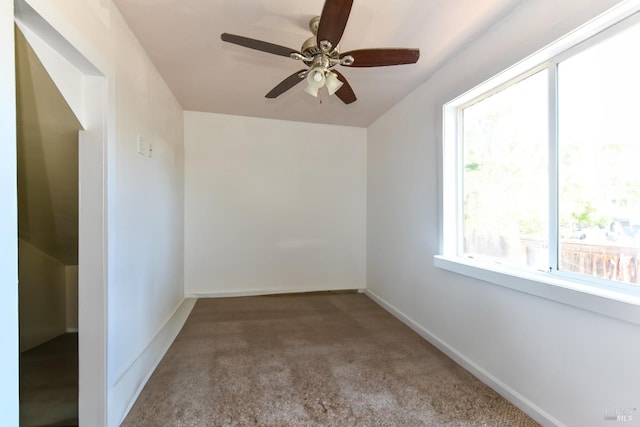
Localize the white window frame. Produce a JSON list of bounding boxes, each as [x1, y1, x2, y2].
[[435, 1, 640, 326]]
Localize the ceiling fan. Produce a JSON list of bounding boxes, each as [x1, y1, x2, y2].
[[221, 0, 420, 104]]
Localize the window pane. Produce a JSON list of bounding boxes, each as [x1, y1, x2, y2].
[[558, 22, 640, 285], [462, 71, 549, 270]]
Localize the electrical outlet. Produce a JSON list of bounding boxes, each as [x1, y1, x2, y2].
[[137, 135, 146, 155]]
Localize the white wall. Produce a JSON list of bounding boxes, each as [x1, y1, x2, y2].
[[367, 0, 640, 426], [185, 112, 366, 296], [0, 0, 19, 424], [17, 1, 186, 425]]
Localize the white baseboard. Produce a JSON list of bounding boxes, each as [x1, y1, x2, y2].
[[186, 287, 366, 299], [363, 289, 563, 427], [111, 298, 197, 426]]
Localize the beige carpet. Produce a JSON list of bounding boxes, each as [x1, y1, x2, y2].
[[122, 293, 539, 426]]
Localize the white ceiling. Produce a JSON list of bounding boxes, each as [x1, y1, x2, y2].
[[113, 0, 522, 127]]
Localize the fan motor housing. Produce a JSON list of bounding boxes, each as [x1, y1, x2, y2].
[[302, 16, 341, 59], [301, 36, 322, 57]]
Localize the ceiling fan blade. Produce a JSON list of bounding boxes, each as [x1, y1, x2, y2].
[[265, 70, 307, 98], [221, 33, 300, 58], [332, 70, 357, 104], [317, 0, 353, 50], [341, 48, 420, 67]]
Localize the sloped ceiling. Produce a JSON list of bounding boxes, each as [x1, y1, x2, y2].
[[16, 27, 82, 266], [113, 0, 522, 127]]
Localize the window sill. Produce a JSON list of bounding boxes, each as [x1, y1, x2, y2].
[[433, 255, 640, 326]]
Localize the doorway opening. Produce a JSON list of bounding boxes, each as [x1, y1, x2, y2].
[[15, 26, 82, 426], [14, 0, 109, 424]]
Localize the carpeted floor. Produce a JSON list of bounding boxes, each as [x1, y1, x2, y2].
[[122, 293, 539, 426]]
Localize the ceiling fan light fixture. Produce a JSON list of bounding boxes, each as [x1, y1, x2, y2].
[[325, 72, 343, 96], [221, 0, 419, 104], [304, 84, 320, 97], [304, 65, 327, 97], [306, 66, 326, 88]]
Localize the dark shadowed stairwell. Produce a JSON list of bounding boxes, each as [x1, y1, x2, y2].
[[20, 333, 78, 427]]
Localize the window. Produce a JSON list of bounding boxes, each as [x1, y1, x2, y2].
[[556, 23, 640, 285], [461, 70, 549, 271], [438, 3, 640, 322]]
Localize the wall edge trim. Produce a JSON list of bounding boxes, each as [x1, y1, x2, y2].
[[186, 287, 367, 299], [112, 297, 197, 426]]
